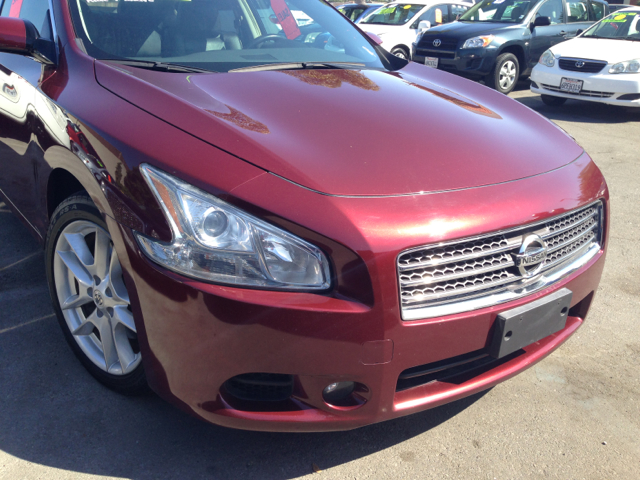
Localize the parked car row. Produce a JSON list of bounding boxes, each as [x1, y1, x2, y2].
[[412, 0, 610, 93], [338, 0, 637, 105]]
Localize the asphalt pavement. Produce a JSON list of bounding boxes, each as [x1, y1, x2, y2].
[[0, 85, 638, 480]]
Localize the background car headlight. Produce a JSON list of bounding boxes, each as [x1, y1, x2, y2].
[[136, 165, 331, 290], [610, 59, 640, 74], [461, 35, 494, 49], [539, 49, 556, 67]]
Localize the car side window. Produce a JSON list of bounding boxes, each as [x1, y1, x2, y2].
[[415, 5, 448, 27], [1, 0, 53, 38], [588, 1, 605, 21], [565, 0, 589, 22], [535, 0, 564, 25], [450, 4, 469, 20]]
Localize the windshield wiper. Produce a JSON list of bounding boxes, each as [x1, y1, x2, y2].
[[104, 59, 211, 73], [229, 62, 367, 73]]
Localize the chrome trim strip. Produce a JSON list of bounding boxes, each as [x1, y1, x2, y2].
[[398, 241, 515, 271], [402, 272, 517, 305], [540, 209, 596, 239], [540, 235, 594, 271], [402, 243, 601, 320], [545, 223, 597, 254], [400, 258, 514, 287]]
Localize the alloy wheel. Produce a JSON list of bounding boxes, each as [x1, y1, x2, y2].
[[499, 60, 517, 91], [53, 220, 141, 375]]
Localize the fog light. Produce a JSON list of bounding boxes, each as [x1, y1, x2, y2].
[[323, 381, 355, 403]]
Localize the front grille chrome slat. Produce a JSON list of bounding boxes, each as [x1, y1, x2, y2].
[[545, 220, 597, 255], [398, 202, 604, 320], [399, 254, 515, 287]]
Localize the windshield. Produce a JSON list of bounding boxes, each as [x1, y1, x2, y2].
[[459, 0, 540, 23], [69, 0, 388, 73], [583, 10, 640, 39], [360, 4, 424, 25]]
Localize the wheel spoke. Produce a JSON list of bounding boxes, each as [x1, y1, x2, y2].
[[112, 325, 138, 374], [96, 314, 121, 374], [63, 233, 95, 271], [72, 310, 99, 336], [93, 228, 112, 281], [112, 305, 136, 332], [108, 250, 130, 305], [56, 250, 94, 287], [61, 292, 93, 310]]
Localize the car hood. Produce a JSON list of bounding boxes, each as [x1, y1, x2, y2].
[[421, 21, 521, 40], [95, 61, 583, 196], [551, 37, 640, 63]]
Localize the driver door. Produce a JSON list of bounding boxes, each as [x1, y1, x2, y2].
[[528, 0, 566, 71]]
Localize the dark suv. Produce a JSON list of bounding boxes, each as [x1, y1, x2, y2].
[[412, 0, 609, 93]]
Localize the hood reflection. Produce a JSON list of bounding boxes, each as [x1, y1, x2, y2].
[[282, 69, 380, 91], [206, 104, 270, 134]]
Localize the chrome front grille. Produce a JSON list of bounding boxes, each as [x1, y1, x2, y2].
[[398, 202, 604, 320]]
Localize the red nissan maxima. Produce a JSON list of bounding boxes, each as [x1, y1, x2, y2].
[[0, 0, 608, 431]]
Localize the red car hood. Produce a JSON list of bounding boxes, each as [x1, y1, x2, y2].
[[95, 61, 583, 196]]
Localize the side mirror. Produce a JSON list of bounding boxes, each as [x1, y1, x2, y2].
[[576, 29, 584, 36], [366, 32, 383, 45], [418, 20, 431, 34], [0, 17, 55, 65], [533, 16, 551, 28]]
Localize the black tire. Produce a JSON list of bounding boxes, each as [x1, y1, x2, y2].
[[541, 94, 567, 106], [390, 47, 409, 60], [487, 53, 520, 94], [45, 193, 148, 395]]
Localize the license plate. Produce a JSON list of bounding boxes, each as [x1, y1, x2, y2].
[[560, 77, 583, 94], [424, 57, 438, 68], [489, 288, 573, 359]]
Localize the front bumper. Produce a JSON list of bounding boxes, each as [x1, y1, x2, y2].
[[412, 44, 499, 78], [531, 65, 640, 107], [109, 155, 609, 432]]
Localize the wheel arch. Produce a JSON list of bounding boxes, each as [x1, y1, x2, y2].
[[497, 43, 526, 73], [390, 44, 410, 56], [46, 167, 87, 219]]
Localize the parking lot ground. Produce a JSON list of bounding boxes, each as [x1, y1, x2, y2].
[[0, 87, 639, 480]]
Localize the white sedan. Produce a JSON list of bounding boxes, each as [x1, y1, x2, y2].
[[531, 7, 640, 107], [358, 1, 472, 60]]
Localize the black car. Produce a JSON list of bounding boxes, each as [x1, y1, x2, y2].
[[412, 0, 609, 93]]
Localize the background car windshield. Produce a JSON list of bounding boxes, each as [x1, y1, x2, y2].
[[459, 0, 539, 22], [583, 11, 640, 39], [360, 4, 424, 25], [69, 0, 386, 72]]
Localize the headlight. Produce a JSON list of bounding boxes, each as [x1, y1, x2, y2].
[[539, 49, 556, 67], [136, 165, 331, 290], [610, 59, 640, 74], [461, 35, 494, 49]]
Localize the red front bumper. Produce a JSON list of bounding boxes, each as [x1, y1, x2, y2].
[[106, 155, 608, 432]]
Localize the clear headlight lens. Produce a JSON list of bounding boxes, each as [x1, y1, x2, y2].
[[610, 60, 640, 74], [136, 165, 331, 290], [539, 49, 556, 67], [461, 35, 494, 49]]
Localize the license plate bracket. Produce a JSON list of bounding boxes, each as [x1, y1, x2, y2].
[[560, 77, 583, 94], [424, 56, 439, 68], [489, 288, 573, 359]]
